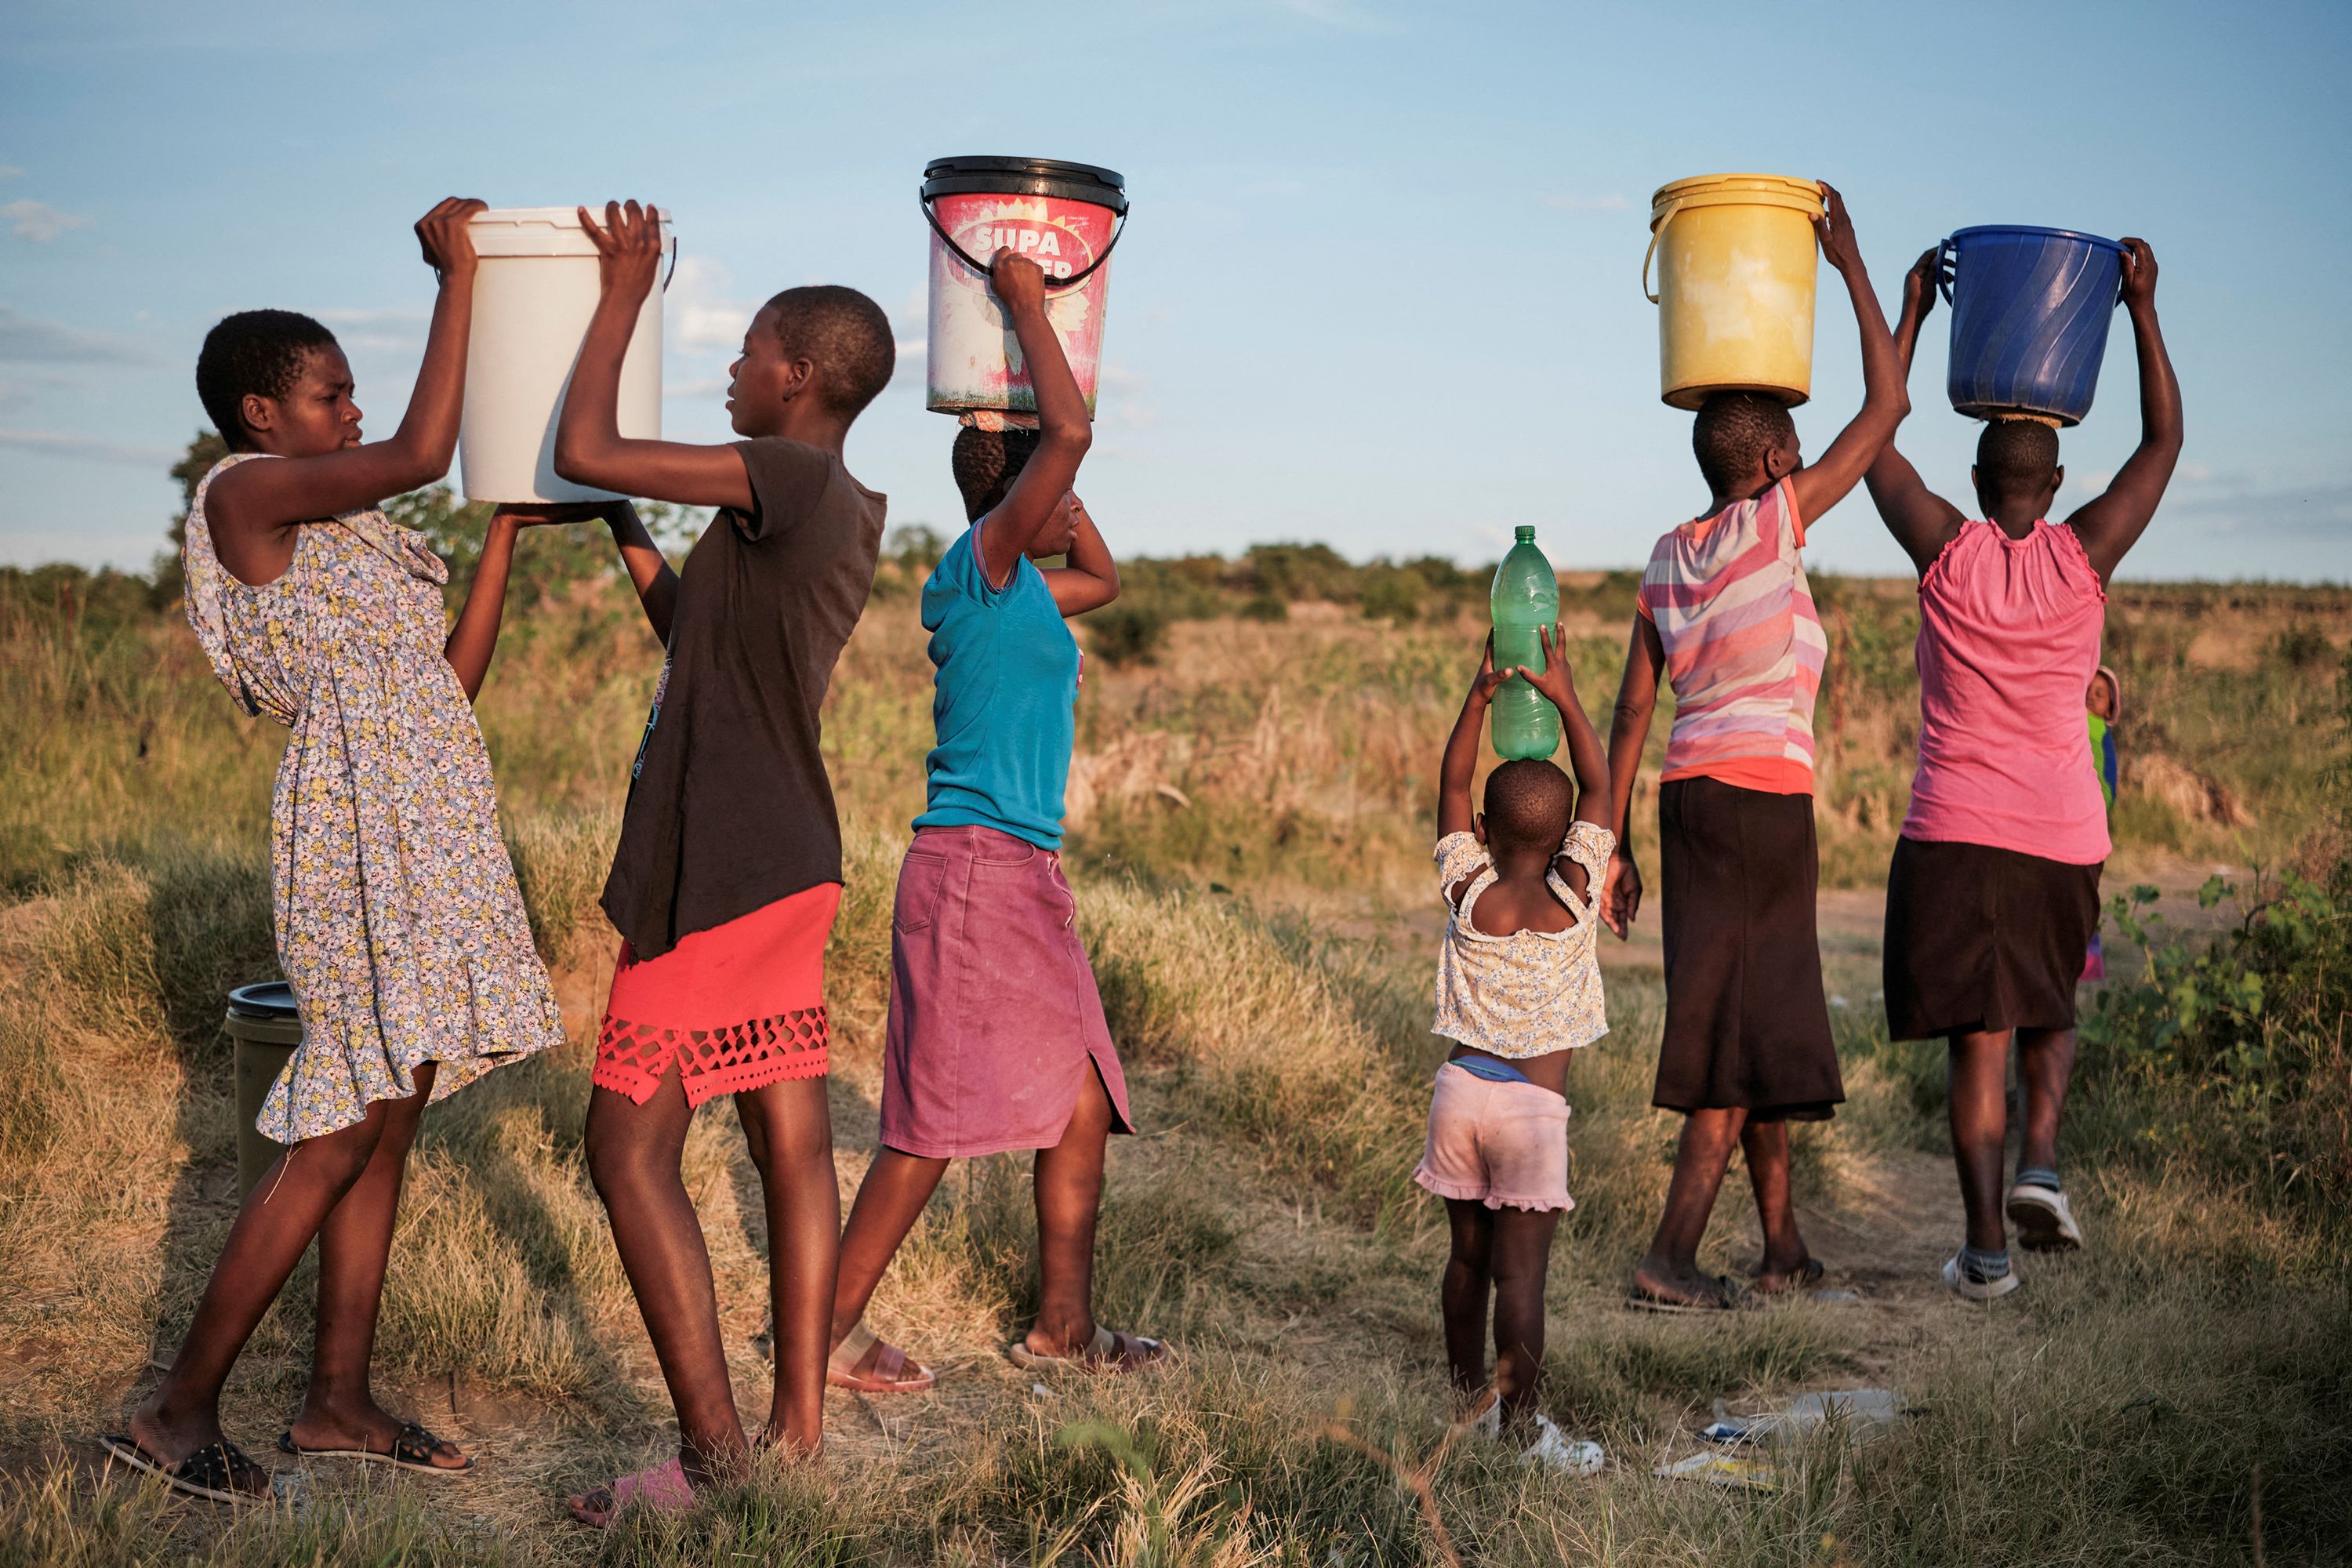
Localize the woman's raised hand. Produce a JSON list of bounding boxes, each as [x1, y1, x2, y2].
[[415, 197, 488, 280], [577, 200, 665, 304]]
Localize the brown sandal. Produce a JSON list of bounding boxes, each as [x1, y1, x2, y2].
[[826, 1324, 935, 1394], [1006, 1325, 1167, 1373]]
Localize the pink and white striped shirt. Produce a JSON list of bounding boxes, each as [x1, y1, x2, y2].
[[1635, 479, 1826, 796]]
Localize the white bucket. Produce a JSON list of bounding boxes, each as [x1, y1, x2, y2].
[[459, 206, 669, 504]]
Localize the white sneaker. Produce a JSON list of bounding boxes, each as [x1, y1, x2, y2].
[[1942, 1252, 2020, 1301], [1519, 1414, 1606, 1475], [2005, 1184, 2084, 1251]]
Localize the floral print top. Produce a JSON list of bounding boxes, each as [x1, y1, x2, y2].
[[1431, 822, 1615, 1060], [183, 454, 563, 1141]]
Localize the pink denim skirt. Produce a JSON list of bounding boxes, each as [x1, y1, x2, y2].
[[880, 825, 1133, 1159]]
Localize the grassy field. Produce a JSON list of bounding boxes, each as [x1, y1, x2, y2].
[[0, 535, 2347, 1566]]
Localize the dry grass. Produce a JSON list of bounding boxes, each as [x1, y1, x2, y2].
[[1, 568, 2347, 1563]]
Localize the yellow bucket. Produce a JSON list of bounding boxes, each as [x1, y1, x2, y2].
[[1644, 174, 1824, 409]]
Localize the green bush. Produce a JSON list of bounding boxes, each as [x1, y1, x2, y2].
[[1086, 602, 1171, 668]]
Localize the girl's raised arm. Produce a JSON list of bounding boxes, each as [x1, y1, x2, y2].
[[206, 198, 488, 546]]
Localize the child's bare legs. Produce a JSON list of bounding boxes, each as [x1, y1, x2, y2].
[[130, 1066, 433, 1472], [1740, 1121, 1814, 1290], [2014, 1027, 2075, 1180], [291, 1062, 464, 1466], [1028, 1065, 1115, 1355], [1440, 1200, 1558, 1425], [583, 1074, 742, 1488], [733, 1079, 838, 1454], [1947, 1029, 2012, 1250], [1440, 1200, 1494, 1401], [1489, 1207, 1559, 1423], [1633, 1107, 1748, 1305]]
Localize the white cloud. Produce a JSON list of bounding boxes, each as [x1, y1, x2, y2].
[[0, 166, 24, 181], [668, 256, 753, 349], [0, 304, 150, 363], [0, 428, 178, 466], [1543, 193, 1632, 214], [2, 199, 94, 241]]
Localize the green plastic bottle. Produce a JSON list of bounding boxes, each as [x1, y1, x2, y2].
[[1490, 525, 1561, 760]]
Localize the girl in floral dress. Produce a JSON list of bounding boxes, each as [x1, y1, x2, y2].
[[101, 200, 574, 1503]]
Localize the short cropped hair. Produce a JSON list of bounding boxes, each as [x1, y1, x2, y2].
[[1482, 759, 1573, 855], [1976, 417, 2061, 496], [765, 285, 894, 419], [1692, 391, 1797, 495], [196, 310, 339, 449], [950, 425, 1042, 523]]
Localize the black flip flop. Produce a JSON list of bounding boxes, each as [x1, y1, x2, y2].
[[278, 1419, 472, 1476], [98, 1432, 270, 1504], [1625, 1274, 1744, 1314]]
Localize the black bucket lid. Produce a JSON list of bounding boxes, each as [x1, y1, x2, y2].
[[227, 981, 299, 1020], [922, 156, 1127, 215]]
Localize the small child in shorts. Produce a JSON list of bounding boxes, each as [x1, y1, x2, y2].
[[1417, 627, 1613, 1469]]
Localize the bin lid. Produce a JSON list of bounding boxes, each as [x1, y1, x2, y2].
[[922, 156, 1127, 214], [227, 981, 299, 1021]]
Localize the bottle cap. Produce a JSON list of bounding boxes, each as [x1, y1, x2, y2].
[[1515, 525, 1537, 542]]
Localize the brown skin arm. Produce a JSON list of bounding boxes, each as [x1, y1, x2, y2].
[[1438, 636, 1509, 841], [441, 502, 618, 698], [1599, 613, 1665, 937], [2064, 240, 2183, 584], [602, 501, 680, 645], [555, 201, 755, 512], [1511, 624, 1614, 901], [978, 251, 1093, 590], [1864, 248, 1969, 575], [205, 198, 488, 549], [1040, 496, 1120, 617], [1786, 183, 1911, 528]]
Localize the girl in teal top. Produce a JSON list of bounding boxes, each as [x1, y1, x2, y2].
[[824, 247, 1165, 1398]]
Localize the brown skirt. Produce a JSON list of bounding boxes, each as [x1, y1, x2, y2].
[[1654, 777, 1843, 1123], [1882, 836, 2102, 1040]]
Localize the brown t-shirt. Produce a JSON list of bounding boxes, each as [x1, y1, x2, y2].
[[601, 437, 887, 960]]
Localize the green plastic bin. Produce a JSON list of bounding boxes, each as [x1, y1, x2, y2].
[[227, 982, 302, 1195]]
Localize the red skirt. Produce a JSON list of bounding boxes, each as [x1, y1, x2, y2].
[[593, 883, 839, 1108]]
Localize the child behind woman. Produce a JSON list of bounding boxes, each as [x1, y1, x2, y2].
[[1420, 628, 1613, 1471]]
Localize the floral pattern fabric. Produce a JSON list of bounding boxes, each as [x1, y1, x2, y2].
[[1431, 822, 1615, 1060], [183, 454, 563, 1141]]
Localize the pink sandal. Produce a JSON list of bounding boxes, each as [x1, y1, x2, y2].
[[568, 1457, 695, 1528], [826, 1324, 935, 1395]]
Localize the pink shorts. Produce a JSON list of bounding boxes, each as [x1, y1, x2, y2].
[[1413, 1061, 1573, 1213]]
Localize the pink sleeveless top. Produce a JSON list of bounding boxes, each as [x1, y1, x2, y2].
[[1902, 519, 2109, 865]]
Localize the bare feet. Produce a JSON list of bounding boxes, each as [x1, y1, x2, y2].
[[128, 1396, 227, 1472], [1751, 1253, 1826, 1296], [1628, 1258, 1737, 1311], [286, 1398, 470, 1470]]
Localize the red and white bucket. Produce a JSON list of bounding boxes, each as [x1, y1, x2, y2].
[[921, 156, 1127, 418]]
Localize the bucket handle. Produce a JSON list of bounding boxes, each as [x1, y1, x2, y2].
[[920, 191, 1127, 291], [1935, 237, 1956, 307], [662, 233, 678, 293], [1641, 202, 1682, 304]]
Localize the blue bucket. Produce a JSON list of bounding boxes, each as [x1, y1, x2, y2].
[[1939, 225, 2125, 427]]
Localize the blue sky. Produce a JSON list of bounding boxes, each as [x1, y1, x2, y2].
[[4, 0, 2348, 581]]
